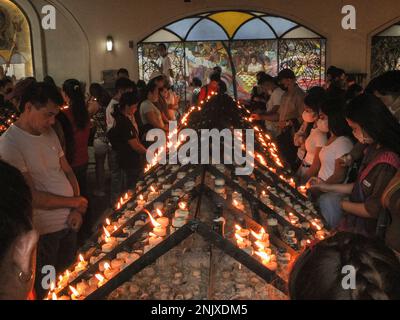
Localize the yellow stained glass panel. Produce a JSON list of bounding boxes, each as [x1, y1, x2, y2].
[[209, 11, 254, 38]]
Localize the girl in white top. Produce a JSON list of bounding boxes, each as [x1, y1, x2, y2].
[[294, 88, 328, 184], [308, 99, 354, 186], [139, 82, 167, 131]]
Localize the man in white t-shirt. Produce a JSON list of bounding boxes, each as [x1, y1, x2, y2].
[[0, 81, 88, 298], [158, 43, 174, 85], [250, 74, 284, 137]]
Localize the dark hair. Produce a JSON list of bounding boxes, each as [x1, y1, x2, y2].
[[112, 91, 139, 119], [143, 81, 159, 100], [213, 66, 222, 75], [192, 77, 202, 88], [320, 97, 353, 137], [366, 71, 400, 97], [137, 80, 147, 89], [345, 84, 363, 102], [258, 74, 277, 86], [327, 66, 345, 79], [62, 79, 89, 130], [0, 160, 33, 262], [43, 76, 57, 88], [117, 68, 129, 77], [0, 78, 12, 89], [346, 94, 400, 154], [89, 83, 111, 108], [305, 86, 327, 113], [209, 72, 221, 82], [289, 232, 400, 300], [115, 77, 135, 93], [19, 81, 64, 113], [158, 43, 167, 51]]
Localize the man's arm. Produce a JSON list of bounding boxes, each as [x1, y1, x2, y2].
[[60, 155, 80, 197], [23, 172, 86, 211]]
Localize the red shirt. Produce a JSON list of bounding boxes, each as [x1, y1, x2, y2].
[[198, 84, 219, 103], [64, 109, 90, 168]]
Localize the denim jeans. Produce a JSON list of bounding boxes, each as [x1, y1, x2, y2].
[[318, 192, 346, 229], [109, 149, 123, 204], [35, 229, 77, 299]]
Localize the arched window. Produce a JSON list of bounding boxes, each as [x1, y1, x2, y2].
[[138, 10, 326, 102], [371, 23, 400, 78], [0, 0, 34, 79]]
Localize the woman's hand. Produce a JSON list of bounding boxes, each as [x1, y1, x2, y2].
[[307, 177, 331, 192]]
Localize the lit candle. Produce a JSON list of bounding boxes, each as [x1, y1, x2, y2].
[[235, 225, 250, 238], [95, 274, 107, 288], [69, 285, 83, 300], [149, 232, 164, 246], [103, 262, 119, 280]]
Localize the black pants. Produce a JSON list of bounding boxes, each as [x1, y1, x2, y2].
[[73, 164, 88, 199], [122, 167, 139, 191], [35, 229, 77, 299], [277, 122, 301, 172]]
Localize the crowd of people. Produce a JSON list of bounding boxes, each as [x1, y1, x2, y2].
[[1, 49, 400, 299]]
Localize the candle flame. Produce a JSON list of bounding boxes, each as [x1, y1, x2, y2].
[[150, 186, 156, 193], [117, 202, 121, 210], [156, 209, 163, 217], [104, 262, 111, 270], [79, 254, 85, 262], [106, 218, 111, 226], [52, 293, 58, 301], [69, 285, 80, 297], [255, 251, 271, 263], [66, 270, 70, 277], [95, 274, 104, 282], [178, 202, 187, 210], [235, 233, 244, 243], [251, 228, 267, 241], [139, 194, 144, 201], [113, 226, 118, 232], [124, 193, 129, 200], [144, 209, 162, 228], [103, 226, 111, 238]]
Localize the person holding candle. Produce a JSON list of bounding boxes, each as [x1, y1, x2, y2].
[[108, 92, 147, 191], [289, 232, 400, 300], [311, 95, 400, 235], [0, 80, 88, 299], [0, 160, 39, 300]]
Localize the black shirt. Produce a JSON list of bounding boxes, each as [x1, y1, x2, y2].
[[108, 114, 140, 170]]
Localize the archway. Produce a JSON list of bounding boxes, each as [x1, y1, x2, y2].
[[138, 10, 326, 102], [0, 0, 34, 79], [371, 22, 400, 78]]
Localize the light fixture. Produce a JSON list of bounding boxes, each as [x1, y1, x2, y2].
[[106, 36, 114, 52]]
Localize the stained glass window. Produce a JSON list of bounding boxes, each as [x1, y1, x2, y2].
[[262, 17, 297, 37], [166, 18, 200, 40], [138, 10, 326, 104], [231, 40, 278, 99], [234, 19, 275, 40], [143, 29, 181, 43], [279, 39, 326, 90], [371, 23, 400, 78], [186, 19, 229, 41]]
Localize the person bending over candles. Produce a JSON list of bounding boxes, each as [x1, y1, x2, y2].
[[0, 160, 39, 300], [310, 94, 400, 235], [108, 92, 147, 191], [289, 232, 400, 300]]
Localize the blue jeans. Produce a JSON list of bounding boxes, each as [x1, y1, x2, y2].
[[318, 192, 346, 229], [109, 149, 122, 204]]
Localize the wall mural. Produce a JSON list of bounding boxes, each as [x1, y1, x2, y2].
[[371, 36, 400, 79], [137, 11, 326, 105], [0, 0, 33, 79]]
